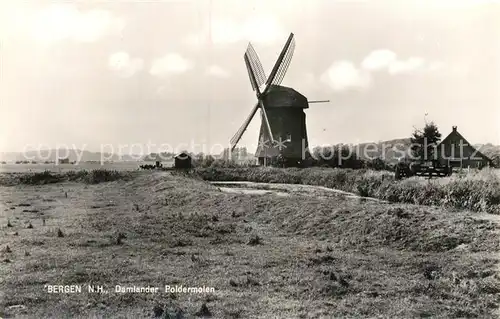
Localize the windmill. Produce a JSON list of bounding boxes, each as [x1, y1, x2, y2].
[[230, 32, 329, 167]]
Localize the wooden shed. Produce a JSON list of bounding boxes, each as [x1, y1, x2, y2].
[[437, 126, 493, 169], [174, 152, 192, 169]]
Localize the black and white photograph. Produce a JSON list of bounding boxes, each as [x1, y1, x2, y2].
[[0, 0, 499, 318]]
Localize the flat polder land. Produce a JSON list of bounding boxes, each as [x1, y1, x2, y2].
[[0, 170, 499, 318]]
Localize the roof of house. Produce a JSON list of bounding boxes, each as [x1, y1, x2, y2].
[[438, 126, 492, 161]]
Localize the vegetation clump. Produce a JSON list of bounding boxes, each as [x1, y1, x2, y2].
[[0, 169, 134, 186], [187, 167, 500, 213]]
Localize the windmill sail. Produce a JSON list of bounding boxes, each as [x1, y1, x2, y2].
[[230, 102, 260, 150], [264, 33, 295, 91], [259, 100, 274, 144], [244, 54, 259, 93], [245, 43, 267, 88], [233, 45, 269, 151], [272, 36, 295, 86]]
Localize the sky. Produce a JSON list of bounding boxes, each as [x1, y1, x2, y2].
[[0, 0, 499, 155]]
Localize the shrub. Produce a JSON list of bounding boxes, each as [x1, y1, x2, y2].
[[11, 169, 133, 186], [365, 158, 393, 171], [81, 169, 132, 184], [310, 145, 363, 169], [18, 170, 62, 185]]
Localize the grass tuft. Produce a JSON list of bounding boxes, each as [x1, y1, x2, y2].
[[152, 305, 163, 317], [247, 234, 262, 246], [115, 232, 126, 245], [194, 303, 212, 317]]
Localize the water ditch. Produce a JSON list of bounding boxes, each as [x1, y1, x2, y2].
[[210, 181, 387, 202]]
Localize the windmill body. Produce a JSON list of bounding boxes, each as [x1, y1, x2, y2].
[[255, 85, 309, 164], [230, 33, 328, 167]]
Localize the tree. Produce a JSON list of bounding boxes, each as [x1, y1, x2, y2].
[[239, 147, 248, 158], [311, 144, 362, 168], [221, 148, 231, 160], [491, 155, 500, 168], [410, 121, 442, 161], [203, 155, 215, 167]]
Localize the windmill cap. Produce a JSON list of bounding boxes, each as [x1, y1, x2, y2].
[[261, 85, 308, 109], [174, 152, 191, 158]]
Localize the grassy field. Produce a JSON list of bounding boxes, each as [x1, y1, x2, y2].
[[184, 167, 500, 214], [0, 162, 145, 174], [0, 170, 499, 318]]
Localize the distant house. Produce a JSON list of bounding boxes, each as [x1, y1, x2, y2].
[[174, 152, 192, 169], [437, 126, 493, 168], [58, 157, 70, 164]]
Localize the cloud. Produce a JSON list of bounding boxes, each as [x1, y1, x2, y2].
[[184, 13, 286, 46], [428, 61, 445, 72], [320, 61, 372, 92], [205, 65, 230, 78], [150, 53, 194, 77], [242, 14, 286, 44], [108, 52, 144, 78], [361, 50, 397, 71], [415, 0, 499, 9], [32, 4, 124, 45], [321, 51, 444, 92], [0, 4, 31, 41], [388, 57, 426, 74], [361, 49, 441, 75]]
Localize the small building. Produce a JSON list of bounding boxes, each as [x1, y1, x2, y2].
[[437, 126, 493, 169], [174, 152, 192, 169], [58, 157, 70, 164]]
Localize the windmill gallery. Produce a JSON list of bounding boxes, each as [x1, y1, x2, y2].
[[230, 33, 329, 167]]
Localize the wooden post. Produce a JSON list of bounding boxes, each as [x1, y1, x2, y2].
[[395, 165, 401, 180]]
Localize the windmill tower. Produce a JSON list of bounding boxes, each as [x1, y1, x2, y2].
[[230, 33, 329, 167]]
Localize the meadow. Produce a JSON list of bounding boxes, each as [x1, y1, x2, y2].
[[0, 162, 154, 174], [0, 169, 499, 318]]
